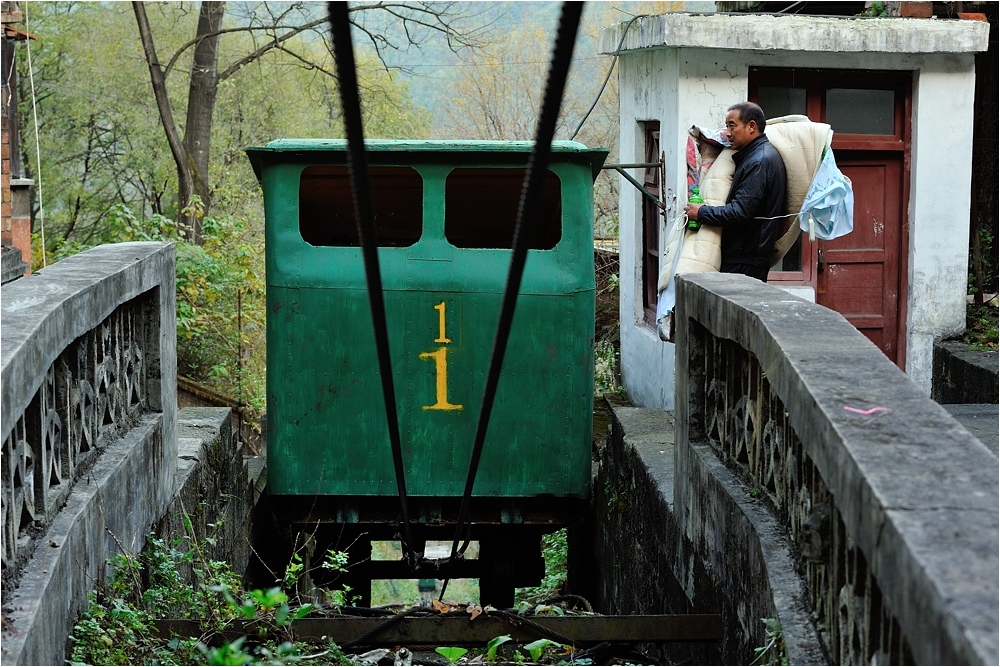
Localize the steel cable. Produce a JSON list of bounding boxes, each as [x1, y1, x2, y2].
[[327, 1, 417, 563], [444, 1, 584, 586]]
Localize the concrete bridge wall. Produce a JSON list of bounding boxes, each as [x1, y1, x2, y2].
[[597, 272, 998, 665], [0, 243, 264, 666], [1, 243, 178, 665]]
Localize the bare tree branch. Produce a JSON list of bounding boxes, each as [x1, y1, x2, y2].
[[218, 16, 329, 82], [132, 1, 194, 207]]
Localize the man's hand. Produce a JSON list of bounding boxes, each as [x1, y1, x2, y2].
[[684, 203, 703, 220]]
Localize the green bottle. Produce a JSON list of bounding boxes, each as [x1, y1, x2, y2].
[[687, 187, 704, 231]]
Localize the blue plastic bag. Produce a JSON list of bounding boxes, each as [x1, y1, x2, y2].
[[799, 148, 854, 241]]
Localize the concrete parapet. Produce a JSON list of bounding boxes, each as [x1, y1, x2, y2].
[[0, 415, 167, 665], [594, 404, 825, 665], [156, 407, 262, 581], [932, 339, 999, 404], [674, 272, 999, 665], [1, 242, 177, 574], [1, 242, 177, 665]]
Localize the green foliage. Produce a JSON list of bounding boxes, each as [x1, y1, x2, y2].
[[18, 3, 179, 250], [322, 549, 350, 574], [963, 301, 999, 351], [212, 583, 313, 628], [68, 533, 345, 666], [435, 646, 469, 664], [858, 2, 888, 17], [750, 617, 788, 666], [18, 2, 433, 254], [515, 529, 568, 606], [486, 634, 513, 661], [282, 552, 306, 591], [34, 199, 268, 428], [594, 339, 621, 395], [522, 638, 564, 663], [197, 637, 255, 666]]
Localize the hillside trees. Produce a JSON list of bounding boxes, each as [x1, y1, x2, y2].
[[14, 1, 467, 419], [436, 2, 684, 239], [132, 1, 486, 242], [18, 2, 447, 254]]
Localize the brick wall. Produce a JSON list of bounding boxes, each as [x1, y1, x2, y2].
[[2, 3, 32, 275]]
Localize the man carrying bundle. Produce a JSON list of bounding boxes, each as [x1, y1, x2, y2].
[[684, 101, 787, 282]]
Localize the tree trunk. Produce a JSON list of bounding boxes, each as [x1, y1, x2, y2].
[[181, 1, 225, 244], [133, 1, 197, 240]]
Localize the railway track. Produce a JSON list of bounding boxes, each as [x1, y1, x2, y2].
[[154, 607, 723, 665]]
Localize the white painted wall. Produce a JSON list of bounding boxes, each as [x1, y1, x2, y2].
[[605, 14, 988, 408], [906, 59, 978, 390], [617, 48, 680, 409]]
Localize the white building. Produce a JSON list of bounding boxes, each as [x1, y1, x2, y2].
[[600, 11, 990, 409]]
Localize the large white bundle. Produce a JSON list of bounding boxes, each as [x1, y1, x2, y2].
[[670, 115, 832, 280]]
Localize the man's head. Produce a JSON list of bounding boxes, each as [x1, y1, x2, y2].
[[725, 101, 766, 151]]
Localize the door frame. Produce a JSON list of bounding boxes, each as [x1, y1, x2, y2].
[[750, 67, 912, 368]]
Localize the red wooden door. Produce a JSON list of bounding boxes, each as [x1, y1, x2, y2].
[[751, 67, 911, 367], [816, 153, 903, 363]]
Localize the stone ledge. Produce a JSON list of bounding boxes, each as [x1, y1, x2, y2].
[[941, 404, 999, 456], [595, 403, 825, 665], [0, 415, 166, 667], [932, 339, 999, 404], [155, 407, 263, 580]]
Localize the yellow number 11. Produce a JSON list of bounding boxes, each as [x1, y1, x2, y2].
[[420, 301, 462, 411], [434, 301, 451, 343]]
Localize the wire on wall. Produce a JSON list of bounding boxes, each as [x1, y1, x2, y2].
[[22, 1, 46, 267], [570, 13, 646, 142]]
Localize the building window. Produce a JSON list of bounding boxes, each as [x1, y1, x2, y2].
[[825, 88, 896, 135], [641, 123, 661, 325]]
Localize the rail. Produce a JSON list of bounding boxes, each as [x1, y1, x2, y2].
[[674, 272, 998, 665]]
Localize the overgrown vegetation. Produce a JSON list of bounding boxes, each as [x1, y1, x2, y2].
[[963, 299, 999, 352], [750, 617, 788, 666], [71, 529, 616, 666], [40, 199, 268, 428], [594, 245, 622, 397], [69, 533, 352, 666], [516, 528, 569, 607]]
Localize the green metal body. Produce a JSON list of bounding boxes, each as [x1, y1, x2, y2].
[[247, 140, 607, 504]]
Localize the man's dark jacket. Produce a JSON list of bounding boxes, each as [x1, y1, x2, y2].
[[697, 134, 787, 268]]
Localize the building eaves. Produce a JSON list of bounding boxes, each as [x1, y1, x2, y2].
[[599, 12, 990, 56]]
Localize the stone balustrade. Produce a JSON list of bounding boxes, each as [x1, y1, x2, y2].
[[1, 242, 176, 582], [674, 272, 998, 665]]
